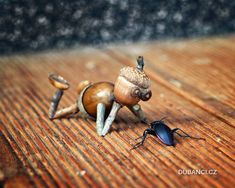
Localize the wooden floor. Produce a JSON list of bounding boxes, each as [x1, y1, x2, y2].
[[0, 36, 235, 188]]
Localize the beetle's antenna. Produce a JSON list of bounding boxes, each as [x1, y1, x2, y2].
[[159, 116, 167, 122], [141, 119, 151, 126], [151, 117, 167, 126], [150, 117, 167, 128], [172, 128, 206, 140], [137, 56, 144, 71]]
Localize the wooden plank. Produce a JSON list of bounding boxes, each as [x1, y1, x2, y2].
[[0, 39, 234, 187], [0, 132, 33, 188], [106, 36, 235, 127]]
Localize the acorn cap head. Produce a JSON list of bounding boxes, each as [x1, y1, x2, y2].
[[48, 74, 70, 90], [119, 67, 150, 89]]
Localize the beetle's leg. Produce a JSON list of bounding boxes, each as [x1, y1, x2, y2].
[[52, 103, 79, 119], [135, 129, 156, 140], [101, 101, 122, 136], [172, 128, 205, 140], [128, 104, 147, 123], [96, 103, 106, 136], [131, 128, 155, 149], [135, 135, 144, 141]]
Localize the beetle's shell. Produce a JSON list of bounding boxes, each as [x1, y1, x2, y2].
[[82, 82, 114, 118], [152, 122, 174, 146]]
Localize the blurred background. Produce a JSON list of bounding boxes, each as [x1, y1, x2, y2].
[[1, 0, 235, 55]]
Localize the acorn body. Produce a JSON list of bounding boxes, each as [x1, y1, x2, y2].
[[82, 82, 114, 118]]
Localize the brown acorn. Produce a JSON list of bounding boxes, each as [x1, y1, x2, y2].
[[114, 66, 151, 106], [80, 82, 115, 118]]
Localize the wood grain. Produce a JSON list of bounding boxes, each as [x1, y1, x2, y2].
[[0, 36, 234, 188], [107, 36, 235, 127], [0, 132, 33, 188]]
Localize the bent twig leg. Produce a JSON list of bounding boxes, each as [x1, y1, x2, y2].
[[101, 101, 122, 136], [49, 88, 78, 119], [128, 104, 147, 123], [53, 103, 79, 119]]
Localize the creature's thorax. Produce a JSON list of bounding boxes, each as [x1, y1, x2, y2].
[[78, 82, 114, 118]]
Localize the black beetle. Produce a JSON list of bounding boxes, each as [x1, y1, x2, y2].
[[132, 118, 205, 149]]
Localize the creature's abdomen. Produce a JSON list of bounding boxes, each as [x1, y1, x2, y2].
[[82, 82, 114, 117]]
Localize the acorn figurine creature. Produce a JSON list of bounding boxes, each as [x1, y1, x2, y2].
[[48, 56, 152, 136]]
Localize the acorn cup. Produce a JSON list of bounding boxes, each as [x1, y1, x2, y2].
[[48, 73, 70, 119], [114, 66, 151, 106]]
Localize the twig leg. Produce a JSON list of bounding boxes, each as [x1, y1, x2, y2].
[[49, 89, 78, 119], [96, 103, 106, 136], [49, 90, 64, 119], [128, 104, 147, 123], [101, 101, 122, 136], [53, 103, 79, 119]]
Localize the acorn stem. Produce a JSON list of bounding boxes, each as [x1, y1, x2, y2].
[[49, 90, 63, 119], [137, 56, 144, 71]]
